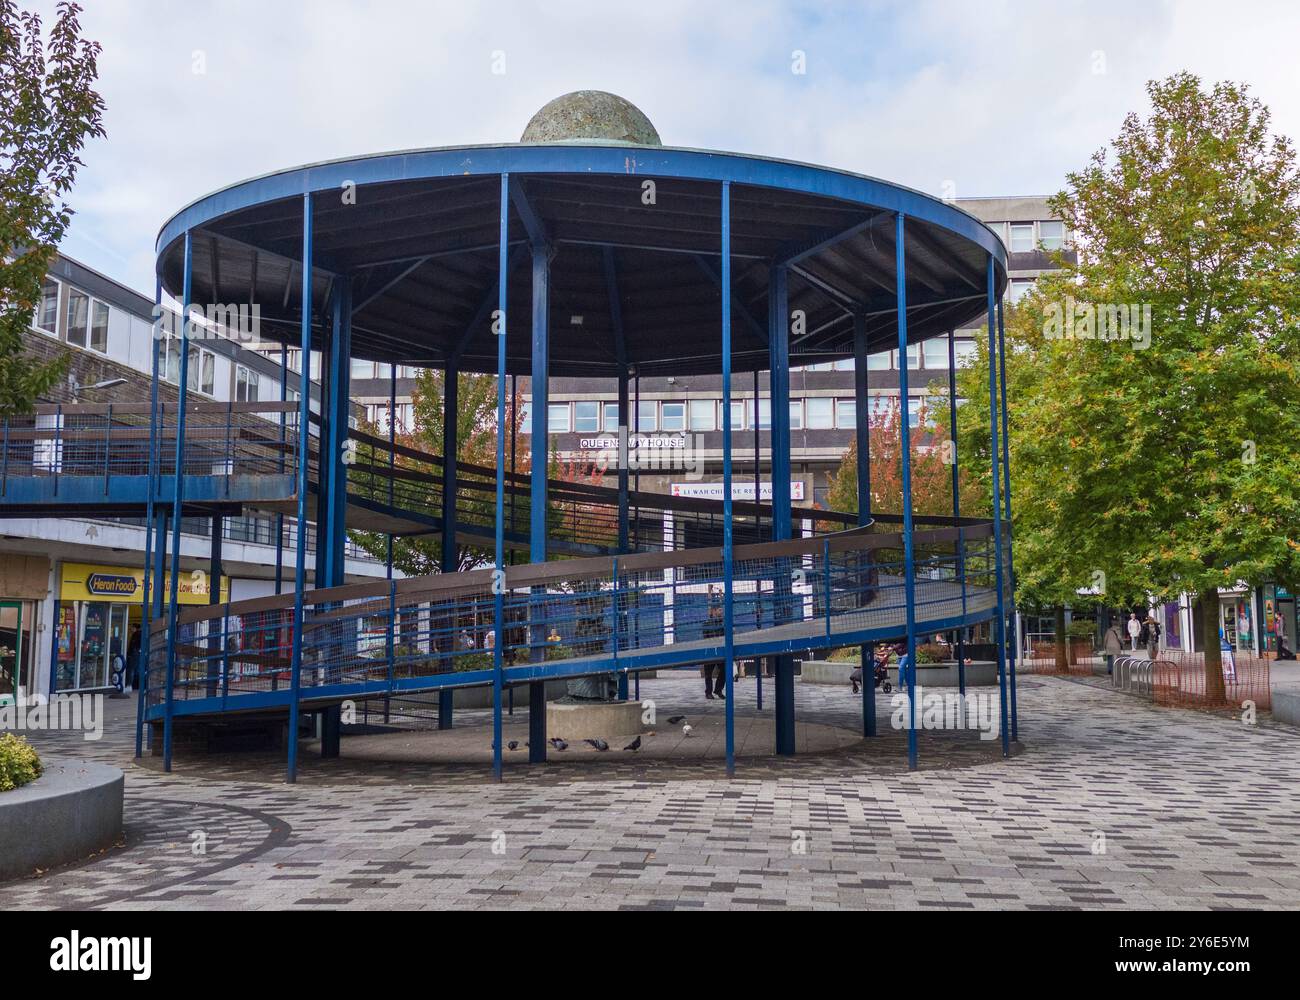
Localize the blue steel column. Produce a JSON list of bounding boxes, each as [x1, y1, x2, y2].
[[767, 264, 795, 755], [275, 343, 287, 594], [895, 213, 920, 772], [287, 192, 314, 784], [617, 370, 630, 551], [322, 280, 352, 589], [439, 364, 457, 730], [492, 173, 509, 782], [616, 368, 631, 702], [997, 298, 1018, 741], [853, 312, 876, 737], [527, 211, 550, 764], [161, 230, 193, 774], [136, 280, 162, 760], [317, 280, 351, 758], [949, 328, 967, 696], [986, 258, 1011, 758], [721, 181, 736, 777]]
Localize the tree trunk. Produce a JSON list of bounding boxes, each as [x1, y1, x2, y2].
[[1200, 593, 1226, 702], [1054, 607, 1068, 671]]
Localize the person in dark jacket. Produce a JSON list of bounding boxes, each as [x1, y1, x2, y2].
[[127, 625, 143, 690], [702, 586, 725, 699]]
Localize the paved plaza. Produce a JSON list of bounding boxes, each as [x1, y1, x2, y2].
[[3, 673, 1299, 910]]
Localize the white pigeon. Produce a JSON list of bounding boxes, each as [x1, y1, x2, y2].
[[682, 723, 693, 737]]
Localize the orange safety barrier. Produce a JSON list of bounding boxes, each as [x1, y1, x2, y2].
[[1152, 649, 1272, 711]]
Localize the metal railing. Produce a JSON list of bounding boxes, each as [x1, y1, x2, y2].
[[145, 516, 1008, 712], [0, 400, 300, 502]]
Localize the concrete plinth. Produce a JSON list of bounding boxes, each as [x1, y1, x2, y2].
[[800, 659, 1000, 687], [545, 700, 647, 742]]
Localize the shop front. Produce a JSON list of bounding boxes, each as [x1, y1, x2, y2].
[[0, 554, 49, 704], [1260, 584, 1297, 657], [52, 562, 228, 693]]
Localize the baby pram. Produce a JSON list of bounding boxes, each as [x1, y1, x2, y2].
[[850, 659, 892, 695]]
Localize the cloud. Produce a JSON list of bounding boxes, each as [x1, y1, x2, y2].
[[29, 0, 1300, 294]]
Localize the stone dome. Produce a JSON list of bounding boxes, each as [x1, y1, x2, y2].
[[520, 91, 661, 145]]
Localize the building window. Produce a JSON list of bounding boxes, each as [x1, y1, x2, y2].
[[236, 365, 260, 402], [188, 345, 215, 396], [833, 358, 855, 371], [867, 351, 890, 370], [745, 398, 771, 430], [907, 397, 922, 428], [660, 402, 686, 432], [602, 402, 620, 430], [89, 300, 109, 353], [688, 399, 716, 432], [34, 279, 59, 336], [806, 397, 834, 430], [65, 289, 90, 348], [573, 401, 600, 433], [923, 340, 950, 369], [729, 400, 745, 430], [1038, 220, 1065, 251], [835, 399, 856, 429], [350, 359, 374, 379], [892, 344, 920, 369], [519, 401, 532, 428], [868, 395, 893, 421], [953, 340, 978, 367], [804, 361, 833, 372], [788, 400, 803, 430], [636, 400, 657, 432], [1009, 279, 1036, 305], [547, 403, 570, 434], [1009, 223, 1035, 253], [375, 363, 392, 381]]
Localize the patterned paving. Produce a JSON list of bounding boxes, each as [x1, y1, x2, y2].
[[3, 673, 1299, 910]]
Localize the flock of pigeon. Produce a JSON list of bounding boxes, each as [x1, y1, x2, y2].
[[503, 715, 694, 754]]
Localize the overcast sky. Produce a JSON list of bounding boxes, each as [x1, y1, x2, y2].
[[32, 0, 1300, 295]]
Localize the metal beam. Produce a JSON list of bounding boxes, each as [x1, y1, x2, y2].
[[509, 177, 551, 254], [775, 211, 890, 268], [693, 255, 767, 345]]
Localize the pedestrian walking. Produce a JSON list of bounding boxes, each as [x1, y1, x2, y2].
[[1144, 614, 1161, 660], [1103, 620, 1124, 675], [1126, 613, 1141, 651]]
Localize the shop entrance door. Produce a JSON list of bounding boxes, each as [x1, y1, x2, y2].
[[0, 601, 27, 702]]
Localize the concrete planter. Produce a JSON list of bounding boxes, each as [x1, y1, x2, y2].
[[1274, 688, 1300, 727], [800, 659, 999, 687], [0, 759, 123, 882], [545, 700, 647, 741]]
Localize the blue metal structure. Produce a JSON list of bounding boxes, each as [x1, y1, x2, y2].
[[1, 133, 1016, 779]]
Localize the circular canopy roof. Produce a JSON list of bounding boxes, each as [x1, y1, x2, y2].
[[157, 142, 1006, 378]]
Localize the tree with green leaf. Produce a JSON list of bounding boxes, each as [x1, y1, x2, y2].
[[0, 1, 105, 415], [940, 73, 1300, 694]]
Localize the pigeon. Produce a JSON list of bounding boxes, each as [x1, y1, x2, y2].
[[549, 737, 569, 751], [682, 723, 694, 737], [622, 736, 641, 751], [584, 738, 610, 751], [507, 740, 520, 751], [667, 715, 686, 725]]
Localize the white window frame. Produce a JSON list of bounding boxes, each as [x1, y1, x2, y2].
[[688, 399, 716, 432], [572, 400, 600, 433], [235, 364, 260, 403], [547, 402, 571, 434], [33, 278, 60, 337], [835, 399, 856, 429], [805, 396, 834, 430], [660, 401, 686, 432], [1009, 223, 1035, 253]]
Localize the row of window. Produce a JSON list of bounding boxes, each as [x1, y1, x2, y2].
[[534, 394, 935, 434], [999, 220, 1067, 254], [33, 278, 110, 354], [350, 361, 423, 381]]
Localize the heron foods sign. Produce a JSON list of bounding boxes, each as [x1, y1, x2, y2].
[[59, 563, 229, 605]]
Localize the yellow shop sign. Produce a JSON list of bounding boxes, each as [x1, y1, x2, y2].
[[59, 563, 229, 605]]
